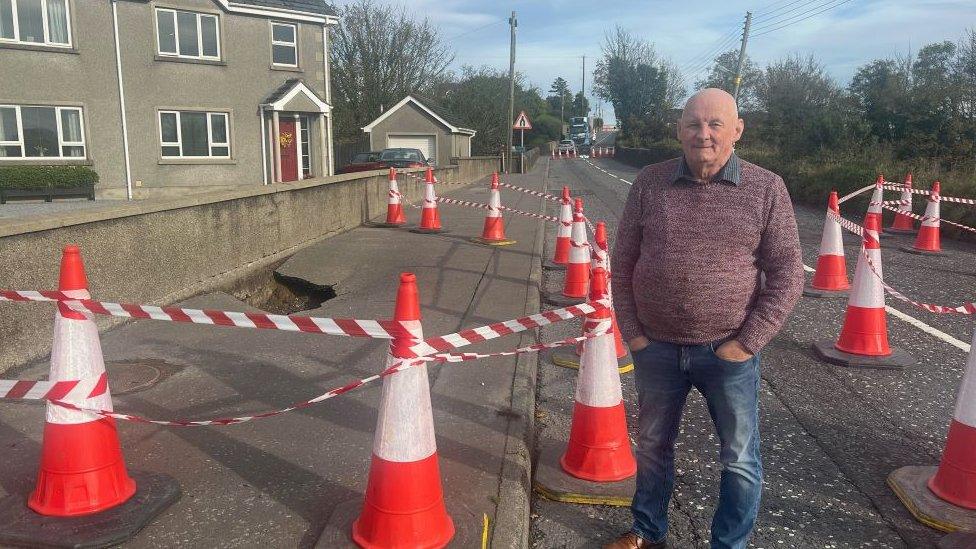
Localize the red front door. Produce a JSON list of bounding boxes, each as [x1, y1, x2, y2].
[[278, 120, 298, 182]]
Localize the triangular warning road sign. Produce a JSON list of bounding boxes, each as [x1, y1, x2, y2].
[[513, 111, 532, 130]]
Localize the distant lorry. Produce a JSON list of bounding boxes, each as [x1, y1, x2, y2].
[[569, 116, 590, 152]]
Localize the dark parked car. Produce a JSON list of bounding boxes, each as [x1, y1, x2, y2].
[[337, 151, 384, 174], [378, 148, 430, 169]]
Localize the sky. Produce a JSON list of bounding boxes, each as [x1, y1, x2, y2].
[[334, 0, 976, 123]]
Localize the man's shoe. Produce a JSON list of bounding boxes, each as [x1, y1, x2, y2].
[[603, 532, 666, 549]]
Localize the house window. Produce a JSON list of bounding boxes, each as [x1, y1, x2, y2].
[[0, 0, 71, 47], [155, 8, 219, 60], [299, 115, 310, 176], [270, 22, 296, 66], [159, 111, 229, 158], [0, 105, 85, 159]]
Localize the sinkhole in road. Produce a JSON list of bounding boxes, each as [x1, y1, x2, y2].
[[223, 260, 336, 315]]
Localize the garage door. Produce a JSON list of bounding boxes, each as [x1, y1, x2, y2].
[[387, 135, 436, 164]]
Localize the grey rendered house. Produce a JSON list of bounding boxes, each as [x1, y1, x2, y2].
[[0, 0, 337, 199], [362, 95, 475, 167]]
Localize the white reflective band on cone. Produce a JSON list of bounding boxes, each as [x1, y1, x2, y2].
[[557, 204, 572, 237], [47, 288, 113, 425], [868, 186, 883, 216], [921, 197, 940, 228], [488, 189, 501, 218], [898, 189, 912, 212], [819, 213, 846, 256], [954, 329, 976, 427], [373, 319, 436, 462], [848, 247, 885, 309], [388, 179, 400, 205], [424, 182, 437, 207], [568, 220, 589, 264], [575, 320, 623, 407]]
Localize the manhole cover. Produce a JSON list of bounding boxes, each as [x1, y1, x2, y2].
[[104, 359, 182, 395]]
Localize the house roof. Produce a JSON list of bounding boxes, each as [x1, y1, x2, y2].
[[229, 0, 337, 17], [262, 78, 331, 113], [362, 95, 477, 136]]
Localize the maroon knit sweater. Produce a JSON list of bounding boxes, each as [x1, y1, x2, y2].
[[610, 157, 804, 354]]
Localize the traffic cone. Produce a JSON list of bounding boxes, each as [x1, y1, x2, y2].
[[411, 168, 444, 234], [805, 191, 850, 298], [352, 273, 454, 548], [376, 168, 406, 227], [560, 268, 637, 482], [28, 245, 136, 516], [562, 198, 590, 298], [887, 326, 976, 533], [550, 222, 633, 374], [902, 181, 941, 255], [866, 174, 885, 230], [473, 173, 516, 246], [813, 214, 913, 369], [544, 186, 573, 270], [0, 246, 180, 547], [886, 173, 916, 234]]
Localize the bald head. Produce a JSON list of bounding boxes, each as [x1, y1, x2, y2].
[[677, 88, 744, 179]]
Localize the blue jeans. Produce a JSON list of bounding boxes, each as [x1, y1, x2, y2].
[[630, 339, 762, 549]]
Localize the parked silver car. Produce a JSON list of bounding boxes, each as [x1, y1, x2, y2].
[[557, 139, 576, 154]]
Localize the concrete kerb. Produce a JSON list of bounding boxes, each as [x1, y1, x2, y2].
[[489, 166, 548, 549]]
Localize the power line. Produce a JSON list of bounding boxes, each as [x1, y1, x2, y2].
[[681, 34, 742, 79], [752, 0, 841, 30], [754, 0, 803, 16], [753, 0, 815, 22], [752, 0, 857, 36], [680, 27, 741, 69], [444, 19, 505, 42]]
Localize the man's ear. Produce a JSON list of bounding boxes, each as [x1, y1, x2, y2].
[[675, 118, 682, 141], [734, 118, 745, 140]]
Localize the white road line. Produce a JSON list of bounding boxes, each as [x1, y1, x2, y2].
[[583, 158, 632, 185], [802, 263, 970, 353]]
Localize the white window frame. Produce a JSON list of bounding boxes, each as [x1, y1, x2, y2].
[[0, 104, 85, 160], [270, 21, 297, 67], [0, 0, 73, 47], [155, 8, 220, 61], [158, 110, 230, 159]]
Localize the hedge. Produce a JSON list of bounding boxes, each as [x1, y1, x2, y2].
[[0, 165, 99, 190]]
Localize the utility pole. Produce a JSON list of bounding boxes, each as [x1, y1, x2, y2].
[[732, 11, 752, 103], [506, 11, 517, 173], [581, 55, 586, 115]]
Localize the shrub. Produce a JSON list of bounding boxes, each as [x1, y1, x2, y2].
[[0, 166, 99, 190]]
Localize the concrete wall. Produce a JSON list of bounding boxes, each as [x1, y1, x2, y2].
[[367, 102, 455, 167], [0, 160, 498, 374], [1, 0, 331, 196]]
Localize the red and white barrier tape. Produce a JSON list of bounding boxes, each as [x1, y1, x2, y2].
[[497, 182, 561, 203], [826, 211, 864, 236], [42, 329, 611, 426], [884, 183, 976, 206], [0, 372, 106, 401], [880, 204, 976, 234], [434, 196, 559, 223], [838, 184, 875, 204]]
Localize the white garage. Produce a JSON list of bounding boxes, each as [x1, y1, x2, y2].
[[386, 134, 436, 164]]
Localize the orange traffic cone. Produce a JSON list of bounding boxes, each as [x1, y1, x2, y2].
[[0, 246, 179, 547], [887, 327, 976, 532], [551, 222, 633, 374], [29, 246, 136, 516], [902, 181, 941, 255], [352, 273, 454, 548], [866, 174, 885, 229], [473, 173, 516, 246], [544, 187, 573, 270], [411, 168, 444, 234], [561, 268, 637, 482], [805, 191, 849, 298], [813, 215, 913, 369], [377, 168, 406, 227], [885, 174, 916, 234], [562, 198, 590, 298]]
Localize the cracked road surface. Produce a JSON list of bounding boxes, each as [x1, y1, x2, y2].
[[530, 156, 975, 548]]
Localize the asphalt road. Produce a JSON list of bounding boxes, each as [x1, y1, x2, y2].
[[530, 156, 975, 548]]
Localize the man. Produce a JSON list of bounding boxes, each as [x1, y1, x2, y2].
[[606, 88, 804, 549]]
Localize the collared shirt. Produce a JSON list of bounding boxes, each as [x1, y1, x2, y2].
[[671, 153, 742, 186], [610, 155, 803, 354]]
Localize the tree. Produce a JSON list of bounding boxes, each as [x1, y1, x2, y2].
[[547, 77, 572, 124], [330, 0, 454, 143], [849, 58, 911, 143], [696, 50, 763, 112], [571, 91, 590, 118], [593, 26, 684, 146], [593, 117, 604, 132]]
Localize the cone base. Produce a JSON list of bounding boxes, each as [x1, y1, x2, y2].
[[884, 227, 916, 235], [802, 284, 849, 299], [471, 237, 517, 246], [533, 434, 634, 507], [540, 290, 586, 307], [366, 221, 409, 229], [317, 498, 483, 549], [546, 348, 634, 374], [813, 340, 914, 370], [542, 260, 568, 271], [0, 470, 180, 549], [900, 245, 943, 256], [888, 465, 976, 534], [410, 228, 448, 235]]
